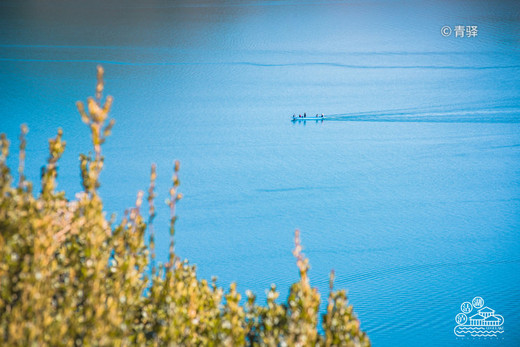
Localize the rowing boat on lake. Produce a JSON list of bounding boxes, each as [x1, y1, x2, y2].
[[291, 116, 325, 121]]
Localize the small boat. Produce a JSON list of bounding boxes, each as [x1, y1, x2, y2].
[[291, 116, 325, 121]]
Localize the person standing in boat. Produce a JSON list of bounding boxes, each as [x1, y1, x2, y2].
[[304, 112, 307, 118]]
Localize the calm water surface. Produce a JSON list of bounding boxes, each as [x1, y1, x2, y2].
[[1, 0, 520, 345]]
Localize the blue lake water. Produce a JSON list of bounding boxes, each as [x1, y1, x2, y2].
[[1, 0, 520, 345]]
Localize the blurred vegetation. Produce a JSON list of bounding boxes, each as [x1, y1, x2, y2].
[[0, 66, 370, 346]]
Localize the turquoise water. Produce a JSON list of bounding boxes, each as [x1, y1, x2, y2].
[[1, 0, 520, 345]]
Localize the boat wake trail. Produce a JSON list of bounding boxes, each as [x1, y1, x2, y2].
[[326, 103, 520, 123]]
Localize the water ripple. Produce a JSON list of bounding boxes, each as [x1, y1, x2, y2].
[[1, 58, 518, 70]]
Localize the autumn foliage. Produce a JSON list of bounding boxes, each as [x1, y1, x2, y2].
[[0, 67, 370, 346]]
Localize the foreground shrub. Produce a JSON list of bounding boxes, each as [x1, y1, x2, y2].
[[0, 66, 370, 346]]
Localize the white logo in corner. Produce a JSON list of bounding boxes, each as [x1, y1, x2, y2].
[[454, 297, 504, 337]]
